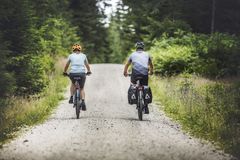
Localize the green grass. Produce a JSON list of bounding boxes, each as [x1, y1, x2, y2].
[[150, 75, 240, 158], [0, 59, 68, 144]]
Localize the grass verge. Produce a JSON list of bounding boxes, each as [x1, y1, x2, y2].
[[150, 75, 240, 158], [0, 58, 68, 144]]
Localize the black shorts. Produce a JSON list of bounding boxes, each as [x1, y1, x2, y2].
[[131, 74, 148, 86], [69, 73, 86, 88]]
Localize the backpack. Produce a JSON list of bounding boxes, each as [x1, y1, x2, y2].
[[128, 84, 138, 104], [143, 86, 152, 104]]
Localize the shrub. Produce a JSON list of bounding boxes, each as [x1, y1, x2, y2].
[[150, 42, 195, 75], [11, 54, 53, 95], [150, 32, 240, 78]]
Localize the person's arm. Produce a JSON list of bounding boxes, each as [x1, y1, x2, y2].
[[124, 61, 131, 77], [85, 63, 91, 73], [124, 54, 133, 77], [84, 57, 91, 73], [149, 57, 153, 75], [64, 60, 70, 73]]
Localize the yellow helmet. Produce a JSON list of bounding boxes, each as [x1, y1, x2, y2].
[[72, 44, 82, 51]]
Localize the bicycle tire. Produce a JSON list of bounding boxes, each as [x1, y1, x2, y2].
[[75, 89, 81, 119], [76, 102, 80, 119], [138, 90, 143, 121]]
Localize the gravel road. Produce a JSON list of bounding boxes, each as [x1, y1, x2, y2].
[[0, 64, 235, 160]]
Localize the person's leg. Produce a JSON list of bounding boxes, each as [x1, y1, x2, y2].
[[141, 75, 148, 86], [79, 88, 86, 110], [70, 83, 75, 96], [79, 74, 86, 99], [142, 75, 149, 114], [68, 83, 75, 104], [80, 88, 85, 100], [69, 73, 76, 104], [131, 74, 137, 85], [79, 74, 86, 110], [144, 104, 149, 114]]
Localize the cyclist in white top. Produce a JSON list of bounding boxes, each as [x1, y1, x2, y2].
[[123, 41, 153, 114], [63, 44, 91, 110]]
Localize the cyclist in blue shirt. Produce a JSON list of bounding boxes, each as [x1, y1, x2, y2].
[[63, 44, 91, 110], [123, 41, 153, 114]]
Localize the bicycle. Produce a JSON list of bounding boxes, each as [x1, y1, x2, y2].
[[64, 72, 91, 119], [128, 74, 146, 121]]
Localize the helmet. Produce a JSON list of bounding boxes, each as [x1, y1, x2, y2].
[[135, 41, 144, 49], [72, 44, 82, 51]]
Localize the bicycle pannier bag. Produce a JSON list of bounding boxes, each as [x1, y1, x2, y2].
[[144, 86, 152, 104], [128, 84, 138, 104]]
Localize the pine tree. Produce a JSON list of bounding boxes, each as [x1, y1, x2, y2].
[[69, 0, 109, 63]]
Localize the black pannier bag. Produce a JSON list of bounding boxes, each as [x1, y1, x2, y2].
[[128, 84, 138, 104], [143, 86, 152, 104]]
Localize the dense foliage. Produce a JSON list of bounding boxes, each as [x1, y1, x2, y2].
[[119, 0, 240, 42], [69, 0, 111, 63], [0, 0, 109, 97], [150, 32, 240, 77], [1, 0, 240, 96], [109, 0, 240, 78]]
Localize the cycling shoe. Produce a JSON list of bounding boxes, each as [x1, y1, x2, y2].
[[144, 105, 149, 114], [69, 96, 73, 104], [81, 101, 86, 111]]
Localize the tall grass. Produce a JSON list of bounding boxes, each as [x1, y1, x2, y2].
[[0, 58, 68, 144], [150, 75, 240, 158]]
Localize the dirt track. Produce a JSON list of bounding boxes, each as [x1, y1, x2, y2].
[[0, 64, 234, 160]]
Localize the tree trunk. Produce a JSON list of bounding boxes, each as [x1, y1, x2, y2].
[[211, 0, 216, 34]]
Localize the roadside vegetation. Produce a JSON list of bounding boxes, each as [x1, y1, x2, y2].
[[0, 0, 108, 143], [0, 60, 68, 144], [150, 32, 240, 77], [0, 0, 77, 143], [150, 75, 240, 157], [148, 31, 240, 157]]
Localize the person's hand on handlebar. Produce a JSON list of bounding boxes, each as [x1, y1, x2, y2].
[[63, 72, 68, 76], [149, 70, 153, 75], [86, 71, 92, 75], [124, 72, 128, 77]]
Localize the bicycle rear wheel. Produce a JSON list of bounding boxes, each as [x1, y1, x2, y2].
[[138, 105, 143, 121], [76, 103, 80, 119], [138, 90, 144, 121], [75, 89, 81, 119]]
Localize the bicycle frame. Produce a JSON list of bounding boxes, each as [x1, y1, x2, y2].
[[73, 78, 82, 106], [72, 77, 82, 119]]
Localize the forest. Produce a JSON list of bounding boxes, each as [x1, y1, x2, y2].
[[0, 0, 240, 158]]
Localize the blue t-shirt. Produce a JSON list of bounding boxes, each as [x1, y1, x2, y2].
[[128, 51, 151, 75], [67, 52, 88, 73]]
